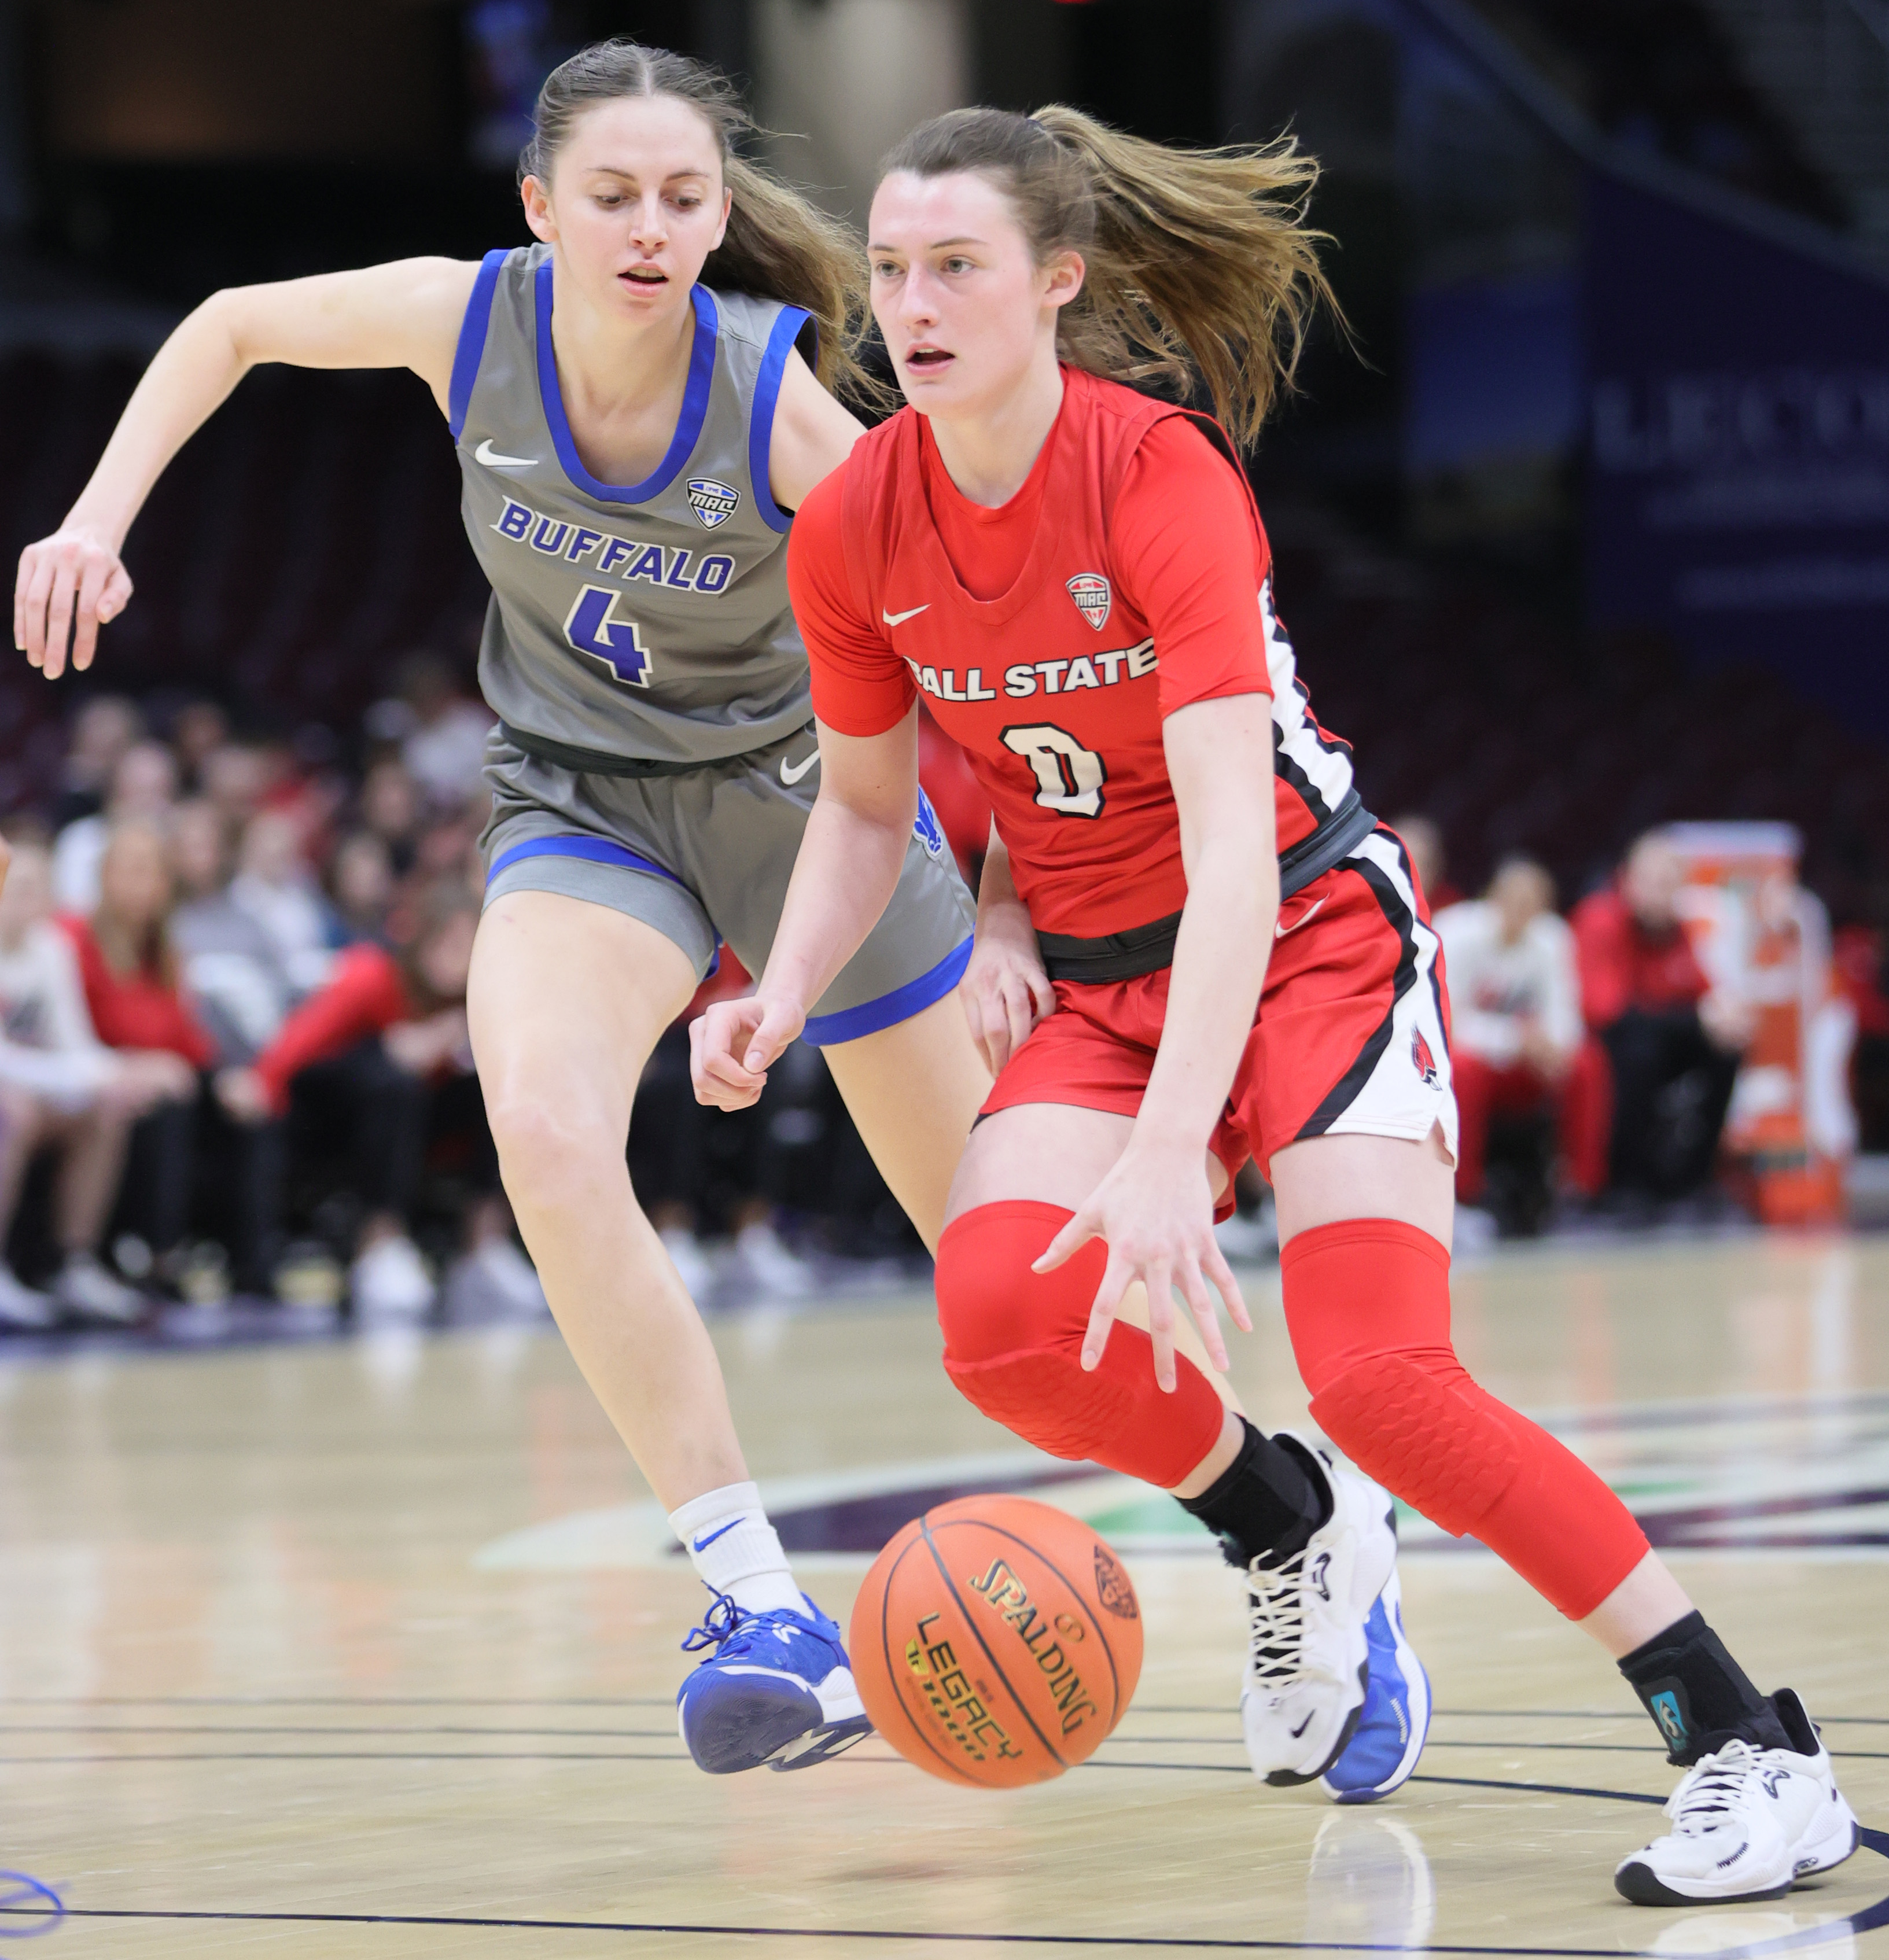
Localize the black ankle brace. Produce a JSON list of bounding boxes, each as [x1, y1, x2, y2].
[[1617, 1611, 1790, 1764], [1177, 1421, 1330, 1569]]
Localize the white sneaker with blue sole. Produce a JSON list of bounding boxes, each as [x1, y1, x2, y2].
[[1319, 1561, 1431, 1803], [676, 1590, 873, 1774], [1241, 1435, 1398, 1786]]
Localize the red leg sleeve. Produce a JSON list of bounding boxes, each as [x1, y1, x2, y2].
[[1280, 1218, 1648, 1620], [936, 1200, 1227, 1490]]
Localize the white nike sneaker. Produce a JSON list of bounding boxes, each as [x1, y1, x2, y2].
[[53, 1251, 145, 1325], [1615, 1691, 1859, 1906], [0, 1262, 57, 1330], [1240, 1435, 1398, 1785]]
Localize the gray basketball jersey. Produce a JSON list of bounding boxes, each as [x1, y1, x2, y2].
[[450, 244, 816, 765]]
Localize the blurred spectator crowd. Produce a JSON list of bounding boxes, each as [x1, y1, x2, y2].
[[1399, 817, 1889, 1240], [0, 660, 915, 1335], [4, 660, 1887, 1337]]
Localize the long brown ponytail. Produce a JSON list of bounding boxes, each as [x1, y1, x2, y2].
[[877, 106, 1334, 447], [520, 40, 876, 403]]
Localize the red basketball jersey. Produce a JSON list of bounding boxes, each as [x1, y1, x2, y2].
[[794, 367, 1364, 940]]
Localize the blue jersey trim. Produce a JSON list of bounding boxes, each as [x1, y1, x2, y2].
[[748, 305, 814, 533], [486, 834, 691, 892], [449, 249, 510, 441], [802, 936, 973, 1048], [535, 263, 719, 503]]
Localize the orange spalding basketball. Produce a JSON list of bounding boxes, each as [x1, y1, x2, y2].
[[849, 1494, 1143, 1787]]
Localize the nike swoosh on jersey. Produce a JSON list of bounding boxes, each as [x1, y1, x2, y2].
[[475, 439, 537, 468], [881, 605, 930, 627], [691, 1519, 745, 1552], [779, 750, 820, 786], [1275, 895, 1328, 939]]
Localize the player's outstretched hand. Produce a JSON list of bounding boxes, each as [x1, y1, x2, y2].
[[959, 905, 1056, 1075], [1034, 1144, 1251, 1393], [15, 526, 134, 679], [691, 993, 807, 1110]]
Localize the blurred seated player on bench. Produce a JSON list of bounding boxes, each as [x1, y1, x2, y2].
[[1435, 857, 1608, 1230], [0, 827, 193, 1325], [215, 882, 533, 1319], [1571, 832, 1752, 1207]]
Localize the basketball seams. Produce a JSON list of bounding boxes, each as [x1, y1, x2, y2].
[[917, 1516, 1071, 1771], [930, 1509, 1126, 1718], [874, 1523, 980, 1786]]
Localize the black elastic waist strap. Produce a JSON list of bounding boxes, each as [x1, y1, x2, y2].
[[1037, 911, 1183, 985], [1277, 793, 1376, 900], [1035, 797, 1379, 986]]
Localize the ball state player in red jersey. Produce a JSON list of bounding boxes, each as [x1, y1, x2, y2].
[[694, 106, 1857, 1896]]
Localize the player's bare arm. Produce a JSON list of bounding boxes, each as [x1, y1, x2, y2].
[[14, 257, 480, 677], [957, 827, 1055, 1075], [1035, 693, 1273, 1390], [767, 347, 864, 512]]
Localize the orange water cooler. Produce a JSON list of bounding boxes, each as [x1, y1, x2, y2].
[[1667, 823, 1855, 1226]]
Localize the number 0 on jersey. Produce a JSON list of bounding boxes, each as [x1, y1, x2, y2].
[[1002, 724, 1107, 819]]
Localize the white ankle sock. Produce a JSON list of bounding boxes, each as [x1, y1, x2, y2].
[[668, 1480, 807, 1618]]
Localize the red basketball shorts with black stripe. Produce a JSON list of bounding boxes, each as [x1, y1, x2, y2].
[[980, 827, 1459, 1199]]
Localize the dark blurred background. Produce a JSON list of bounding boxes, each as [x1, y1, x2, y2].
[[1, 0, 1887, 1316], [3, 0, 1886, 908]]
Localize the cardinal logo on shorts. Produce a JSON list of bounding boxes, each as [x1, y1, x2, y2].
[[1066, 573, 1111, 631], [1411, 1027, 1441, 1089], [687, 477, 740, 529]]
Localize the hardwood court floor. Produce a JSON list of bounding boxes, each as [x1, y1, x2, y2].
[[1, 1233, 1886, 1958]]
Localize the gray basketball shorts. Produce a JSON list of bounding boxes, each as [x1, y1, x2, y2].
[[478, 724, 976, 1045]]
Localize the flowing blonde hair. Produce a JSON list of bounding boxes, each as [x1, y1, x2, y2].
[[878, 105, 1335, 446], [520, 40, 875, 402]]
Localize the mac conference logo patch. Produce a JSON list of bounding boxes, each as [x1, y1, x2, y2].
[[687, 477, 740, 529], [1066, 573, 1111, 631]]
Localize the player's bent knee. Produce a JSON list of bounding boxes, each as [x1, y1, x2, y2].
[[485, 1092, 625, 1207], [934, 1201, 1222, 1487], [934, 1202, 1098, 1455], [1309, 1347, 1523, 1539], [1280, 1217, 1649, 1616]]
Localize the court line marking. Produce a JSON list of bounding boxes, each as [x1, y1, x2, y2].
[[5, 1741, 1885, 1766], [0, 1785, 1879, 1958], [0, 1826, 1881, 1960], [9, 1696, 1884, 1730], [0, 1752, 1874, 1786], [3, 1722, 1882, 1760], [14, 1692, 1877, 1725]]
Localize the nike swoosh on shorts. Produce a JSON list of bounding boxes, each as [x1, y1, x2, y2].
[[1276, 895, 1328, 939], [881, 605, 930, 627], [475, 439, 537, 468], [780, 750, 820, 786]]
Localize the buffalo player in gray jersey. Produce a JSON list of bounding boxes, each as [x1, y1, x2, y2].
[[13, 42, 1043, 1778]]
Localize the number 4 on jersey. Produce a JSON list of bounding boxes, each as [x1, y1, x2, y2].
[[1003, 723, 1107, 819], [564, 584, 652, 687]]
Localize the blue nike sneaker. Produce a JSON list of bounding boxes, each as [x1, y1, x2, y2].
[[676, 1590, 873, 1774], [1318, 1563, 1431, 1803]]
